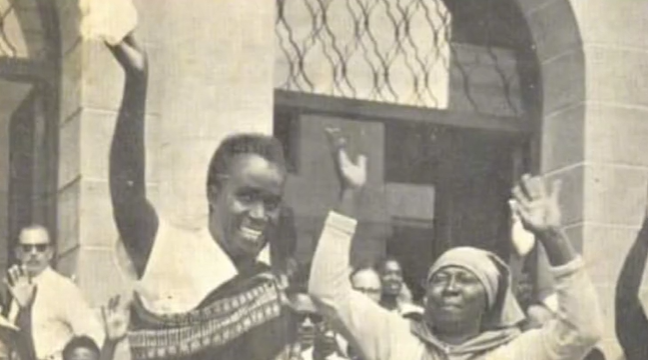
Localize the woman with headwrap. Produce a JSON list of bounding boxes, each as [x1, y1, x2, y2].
[[308, 136, 603, 360]]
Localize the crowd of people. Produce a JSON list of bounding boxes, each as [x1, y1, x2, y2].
[[0, 28, 646, 360]]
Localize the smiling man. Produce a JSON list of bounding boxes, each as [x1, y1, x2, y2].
[[103, 33, 335, 360], [377, 258, 422, 320], [377, 258, 402, 307]]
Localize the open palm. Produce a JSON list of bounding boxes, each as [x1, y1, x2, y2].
[[325, 127, 367, 190], [512, 175, 562, 233], [102, 295, 130, 342], [4, 265, 36, 308]]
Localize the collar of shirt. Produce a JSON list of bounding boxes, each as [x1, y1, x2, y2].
[[32, 266, 55, 285], [198, 226, 271, 288], [133, 220, 271, 314]]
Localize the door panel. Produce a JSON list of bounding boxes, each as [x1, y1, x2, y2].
[[276, 106, 527, 298]]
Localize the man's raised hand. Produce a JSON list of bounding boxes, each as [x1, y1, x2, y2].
[[101, 295, 130, 343], [325, 127, 367, 191], [512, 174, 563, 234], [107, 34, 147, 77], [4, 265, 36, 309]]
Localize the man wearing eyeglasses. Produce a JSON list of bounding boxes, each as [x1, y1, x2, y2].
[[1, 225, 103, 360], [289, 294, 348, 360], [350, 267, 382, 303]]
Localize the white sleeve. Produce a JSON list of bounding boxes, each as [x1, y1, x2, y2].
[[309, 212, 405, 360], [505, 258, 603, 360]]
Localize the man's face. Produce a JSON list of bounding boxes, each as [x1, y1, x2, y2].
[[425, 266, 487, 329], [380, 260, 403, 297], [351, 269, 382, 303], [290, 294, 320, 350], [297, 311, 321, 350], [64, 347, 99, 360], [210, 154, 285, 261], [313, 320, 338, 359], [15, 228, 53, 277]]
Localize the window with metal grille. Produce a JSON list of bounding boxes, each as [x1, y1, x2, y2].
[[275, 0, 452, 109]]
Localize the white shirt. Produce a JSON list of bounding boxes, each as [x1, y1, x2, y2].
[[9, 267, 104, 360], [133, 219, 270, 314], [299, 346, 349, 360]]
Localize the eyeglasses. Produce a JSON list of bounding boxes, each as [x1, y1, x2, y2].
[[353, 287, 381, 296], [19, 244, 49, 252], [297, 313, 323, 324]]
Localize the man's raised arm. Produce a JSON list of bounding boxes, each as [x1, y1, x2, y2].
[[615, 184, 648, 360], [107, 34, 158, 277]]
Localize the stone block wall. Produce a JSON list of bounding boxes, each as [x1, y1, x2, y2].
[[54, 0, 276, 305], [518, 0, 648, 357], [46, 1, 648, 358]]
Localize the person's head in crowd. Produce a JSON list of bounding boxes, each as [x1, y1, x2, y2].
[[583, 347, 606, 360], [62, 336, 100, 360], [291, 293, 321, 351], [15, 225, 54, 277], [205, 134, 287, 263], [350, 266, 382, 303], [290, 293, 341, 359], [378, 256, 404, 308], [312, 320, 341, 360], [424, 247, 524, 344]]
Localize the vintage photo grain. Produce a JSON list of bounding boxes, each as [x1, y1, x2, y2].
[[0, 1, 643, 359]]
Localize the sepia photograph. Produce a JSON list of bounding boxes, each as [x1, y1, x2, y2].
[[0, 0, 644, 359]]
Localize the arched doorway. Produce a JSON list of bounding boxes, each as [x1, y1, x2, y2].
[[0, 0, 60, 269], [272, 0, 585, 301]]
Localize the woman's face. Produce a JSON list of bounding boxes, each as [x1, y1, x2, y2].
[[425, 266, 488, 330]]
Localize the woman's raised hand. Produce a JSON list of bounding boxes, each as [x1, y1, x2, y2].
[[512, 174, 563, 235], [324, 127, 367, 192]]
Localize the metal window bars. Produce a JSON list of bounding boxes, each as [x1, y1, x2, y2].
[[0, 0, 47, 60], [275, 0, 522, 116], [0, 0, 18, 57]]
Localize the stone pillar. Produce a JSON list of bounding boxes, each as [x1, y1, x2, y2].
[[156, 0, 276, 228], [54, 0, 276, 306], [519, 0, 648, 357], [55, 0, 155, 301], [574, 1, 648, 356]]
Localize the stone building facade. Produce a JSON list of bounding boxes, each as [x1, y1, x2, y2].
[[1, 0, 648, 358]]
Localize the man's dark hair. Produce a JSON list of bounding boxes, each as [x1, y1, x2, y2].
[[583, 348, 605, 360], [62, 336, 100, 360], [350, 264, 379, 281], [377, 255, 402, 272], [206, 133, 286, 193]]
